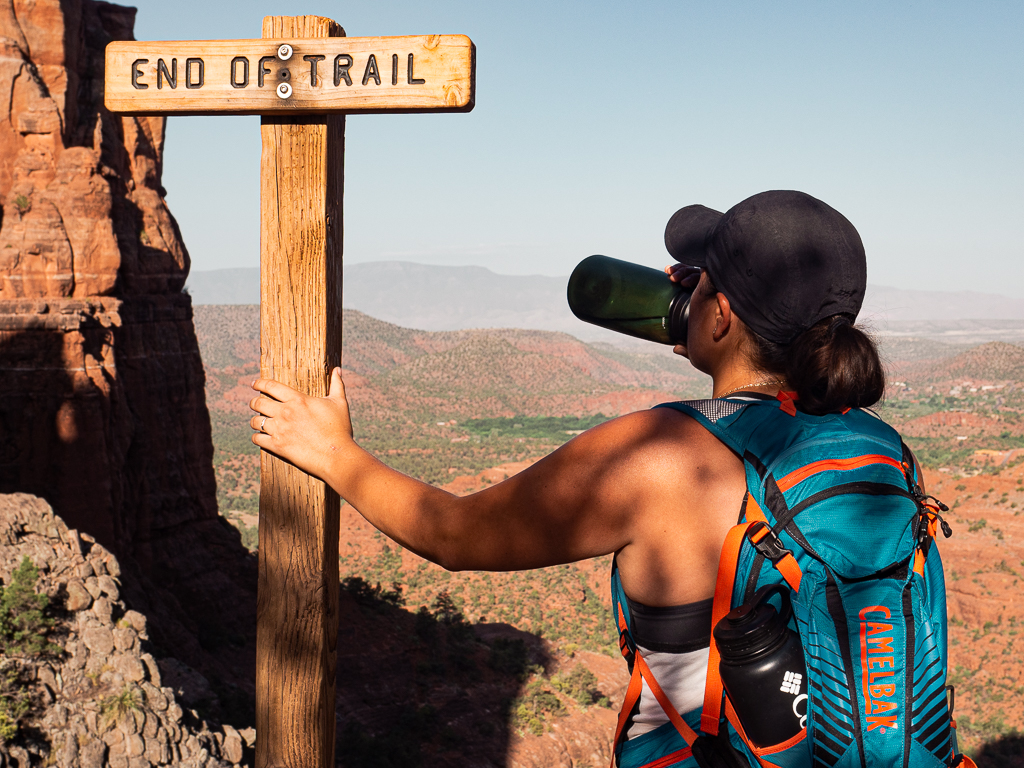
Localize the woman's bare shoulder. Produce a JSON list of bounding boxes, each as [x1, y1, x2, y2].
[[554, 406, 741, 505], [584, 406, 737, 462], [601, 407, 746, 605]]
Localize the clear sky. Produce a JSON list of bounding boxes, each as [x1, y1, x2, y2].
[[133, 1, 1023, 296]]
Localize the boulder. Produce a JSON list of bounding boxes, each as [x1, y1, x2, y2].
[[81, 625, 113, 656], [65, 579, 92, 611], [111, 652, 147, 683]]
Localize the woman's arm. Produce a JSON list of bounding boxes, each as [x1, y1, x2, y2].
[[250, 369, 691, 571]]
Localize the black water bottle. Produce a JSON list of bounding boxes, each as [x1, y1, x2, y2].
[[713, 585, 808, 748], [566, 255, 692, 345]]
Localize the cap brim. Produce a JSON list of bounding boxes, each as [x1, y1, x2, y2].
[[664, 205, 722, 267]]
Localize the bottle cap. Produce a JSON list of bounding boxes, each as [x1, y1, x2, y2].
[[714, 584, 792, 664]]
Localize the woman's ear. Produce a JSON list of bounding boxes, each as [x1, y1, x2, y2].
[[713, 292, 733, 341]]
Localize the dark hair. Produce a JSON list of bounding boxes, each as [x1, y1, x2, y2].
[[747, 316, 885, 415], [703, 269, 885, 414]]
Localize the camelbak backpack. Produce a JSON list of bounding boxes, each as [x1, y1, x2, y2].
[[610, 396, 975, 768]]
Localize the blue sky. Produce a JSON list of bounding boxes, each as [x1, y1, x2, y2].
[[133, 1, 1023, 296]]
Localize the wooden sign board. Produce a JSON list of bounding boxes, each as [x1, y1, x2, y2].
[[105, 34, 474, 115]]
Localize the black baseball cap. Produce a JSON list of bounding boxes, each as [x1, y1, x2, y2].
[[664, 191, 866, 345]]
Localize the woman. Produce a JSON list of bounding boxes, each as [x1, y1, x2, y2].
[[249, 191, 889, 766]]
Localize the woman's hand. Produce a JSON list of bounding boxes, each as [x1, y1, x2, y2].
[[665, 263, 701, 287], [250, 367, 354, 479], [665, 264, 701, 357]]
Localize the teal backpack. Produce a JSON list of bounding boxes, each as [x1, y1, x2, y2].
[[610, 396, 974, 768]]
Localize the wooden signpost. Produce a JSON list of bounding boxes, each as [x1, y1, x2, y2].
[[105, 33, 474, 114], [105, 15, 475, 768]]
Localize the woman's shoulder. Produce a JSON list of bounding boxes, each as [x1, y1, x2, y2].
[[604, 404, 742, 469], [566, 405, 738, 463]]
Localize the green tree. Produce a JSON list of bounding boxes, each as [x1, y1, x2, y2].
[[0, 557, 55, 656]]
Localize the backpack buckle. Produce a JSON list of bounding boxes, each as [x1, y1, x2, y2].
[[747, 521, 793, 565]]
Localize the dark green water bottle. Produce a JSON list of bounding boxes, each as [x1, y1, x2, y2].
[[567, 255, 692, 345]]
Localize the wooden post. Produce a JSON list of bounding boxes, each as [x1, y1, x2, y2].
[[103, 20, 473, 767], [257, 15, 344, 768]]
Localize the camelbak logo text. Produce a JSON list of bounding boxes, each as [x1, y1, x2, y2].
[[859, 606, 899, 732]]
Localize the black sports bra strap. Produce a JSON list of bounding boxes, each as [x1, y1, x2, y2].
[[624, 595, 714, 654]]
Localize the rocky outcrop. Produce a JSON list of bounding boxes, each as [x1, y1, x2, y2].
[[0, 0, 187, 297], [0, 0, 255, 725], [0, 493, 253, 767]]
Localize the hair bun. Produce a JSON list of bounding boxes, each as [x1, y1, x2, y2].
[[828, 315, 852, 334]]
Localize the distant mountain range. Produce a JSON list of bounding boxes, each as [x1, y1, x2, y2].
[[185, 262, 1024, 344]]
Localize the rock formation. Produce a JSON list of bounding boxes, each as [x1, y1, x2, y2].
[[0, 493, 252, 767], [0, 0, 255, 725]]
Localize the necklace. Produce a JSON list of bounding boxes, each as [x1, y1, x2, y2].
[[716, 378, 787, 399]]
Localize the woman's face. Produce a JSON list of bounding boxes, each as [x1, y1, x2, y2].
[[676, 270, 719, 374]]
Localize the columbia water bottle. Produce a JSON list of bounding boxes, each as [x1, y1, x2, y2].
[[567, 255, 692, 345], [713, 585, 808, 747]]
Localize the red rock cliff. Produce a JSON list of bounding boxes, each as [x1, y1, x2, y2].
[[0, 0, 255, 718]]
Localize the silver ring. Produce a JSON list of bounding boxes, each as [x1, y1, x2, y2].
[[260, 416, 268, 431]]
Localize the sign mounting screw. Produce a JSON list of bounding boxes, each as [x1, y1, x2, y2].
[[277, 83, 292, 99], [277, 44, 293, 61]]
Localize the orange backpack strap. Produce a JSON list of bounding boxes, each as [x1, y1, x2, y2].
[[634, 652, 700, 746], [744, 498, 803, 593], [748, 523, 803, 592], [723, 699, 770, 767], [702, 497, 805, 736], [701, 521, 752, 735], [913, 511, 939, 576], [609, 607, 698, 768], [610, 658, 646, 768]]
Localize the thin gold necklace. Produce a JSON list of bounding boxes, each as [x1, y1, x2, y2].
[[717, 378, 787, 399]]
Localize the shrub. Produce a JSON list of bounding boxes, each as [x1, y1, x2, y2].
[[0, 557, 56, 656], [512, 680, 565, 735], [414, 606, 437, 644], [430, 590, 474, 645], [552, 665, 606, 708], [0, 662, 30, 743], [100, 686, 141, 728], [341, 577, 405, 610], [430, 590, 463, 625]]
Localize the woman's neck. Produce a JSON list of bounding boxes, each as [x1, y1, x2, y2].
[[711, 368, 786, 399]]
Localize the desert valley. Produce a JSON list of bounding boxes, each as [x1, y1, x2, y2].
[[196, 304, 1024, 767]]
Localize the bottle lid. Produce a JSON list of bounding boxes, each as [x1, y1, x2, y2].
[[713, 585, 792, 663]]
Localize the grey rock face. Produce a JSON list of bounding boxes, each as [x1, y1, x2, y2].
[[0, 494, 249, 767]]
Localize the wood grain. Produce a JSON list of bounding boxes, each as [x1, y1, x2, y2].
[[256, 15, 343, 768], [104, 34, 474, 115]]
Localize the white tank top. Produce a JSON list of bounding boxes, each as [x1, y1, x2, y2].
[[622, 594, 714, 739], [628, 645, 710, 737]]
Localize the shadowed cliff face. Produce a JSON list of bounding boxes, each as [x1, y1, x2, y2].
[[0, 0, 256, 722]]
